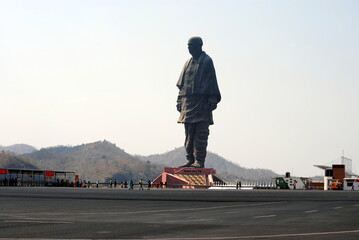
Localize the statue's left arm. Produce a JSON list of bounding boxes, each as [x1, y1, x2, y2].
[[203, 56, 221, 111]]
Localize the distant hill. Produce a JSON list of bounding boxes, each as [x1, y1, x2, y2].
[[0, 144, 37, 155], [0, 151, 39, 169], [23, 140, 163, 182], [19, 140, 279, 182], [137, 147, 278, 181]]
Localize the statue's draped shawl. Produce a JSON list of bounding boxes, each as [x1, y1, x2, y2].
[[176, 52, 221, 103]]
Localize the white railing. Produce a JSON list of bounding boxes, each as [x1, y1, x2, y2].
[[212, 181, 276, 189]]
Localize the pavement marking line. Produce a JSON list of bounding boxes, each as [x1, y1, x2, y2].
[[354, 204, 359, 207], [3, 220, 74, 224], [333, 206, 343, 209], [164, 218, 214, 223], [0, 202, 284, 217], [98, 201, 284, 215], [144, 229, 359, 239], [304, 210, 318, 213], [252, 214, 276, 219], [0, 229, 359, 240]]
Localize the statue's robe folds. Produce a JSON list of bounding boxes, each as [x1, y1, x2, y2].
[[176, 51, 221, 125]]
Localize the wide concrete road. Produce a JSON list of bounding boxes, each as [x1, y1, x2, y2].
[[0, 187, 359, 240]]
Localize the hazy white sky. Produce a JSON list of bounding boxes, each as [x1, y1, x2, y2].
[[1, 0, 358, 177]]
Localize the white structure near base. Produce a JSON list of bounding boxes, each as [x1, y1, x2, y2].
[[324, 176, 333, 191], [343, 178, 359, 191]]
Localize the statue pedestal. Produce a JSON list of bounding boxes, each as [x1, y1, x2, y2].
[[152, 167, 224, 189]]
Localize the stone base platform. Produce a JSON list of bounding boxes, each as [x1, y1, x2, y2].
[[152, 167, 225, 189]]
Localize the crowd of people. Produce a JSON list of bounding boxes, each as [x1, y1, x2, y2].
[[71, 178, 170, 190], [104, 179, 168, 190], [0, 177, 75, 187], [0, 176, 169, 189], [0, 177, 21, 186]]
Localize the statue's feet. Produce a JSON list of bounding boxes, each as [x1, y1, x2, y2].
[[179, 160, 194, 168], [190, 161, 204, 168]]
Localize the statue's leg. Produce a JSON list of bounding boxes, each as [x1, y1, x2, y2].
[[191, 121, 210, 168], [179, 123, 195, 167]]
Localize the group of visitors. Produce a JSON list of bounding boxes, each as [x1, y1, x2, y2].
[[1, 177, 168, 189], [74, 179, 91, 188], [0, 177, 76, 187], [101, 179, 167, 190], [56, 179, 72, 187], [0, 177, 21, 186], [107, 179, 152, 190]]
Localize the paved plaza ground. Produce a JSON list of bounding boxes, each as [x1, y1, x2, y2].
[[0, 187, 359, 240]]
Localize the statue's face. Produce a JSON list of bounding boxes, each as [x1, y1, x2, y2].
[[188, 41, 202, 57]]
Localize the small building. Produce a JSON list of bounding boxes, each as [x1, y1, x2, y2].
[[314, 155, 358, 190], [0, 168, 75, 186], [343, 178, 359, 191], [314, 163, 358, 190], [275, 172, 310, 190]]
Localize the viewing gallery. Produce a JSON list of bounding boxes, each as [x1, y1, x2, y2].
[[0, 168, 75, 187]]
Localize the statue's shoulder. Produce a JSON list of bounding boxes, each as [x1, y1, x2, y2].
[[202, 52, 213, 61], [183, 58, 191, 68], [201, 52, 214, 66]]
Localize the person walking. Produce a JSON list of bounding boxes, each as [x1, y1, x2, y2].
[[138, 179, 143, 190], [129, 180, 134, 190]]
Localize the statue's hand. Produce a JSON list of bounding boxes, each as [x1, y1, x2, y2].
[[176, 102, 181, 112], [208, 102, 217, 111]]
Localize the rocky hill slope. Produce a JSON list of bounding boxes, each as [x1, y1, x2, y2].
[[23, 140, 162, 182], [0, 151, 39, 169], [15, 140, 279, 182]]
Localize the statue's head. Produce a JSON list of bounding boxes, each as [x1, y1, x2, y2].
[[188, 36, 203, 58]]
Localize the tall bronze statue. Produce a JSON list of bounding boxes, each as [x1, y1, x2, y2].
[[176, 37, 221, 168]]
